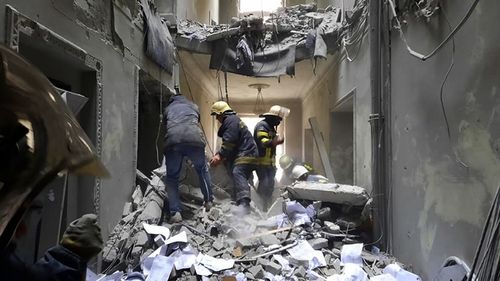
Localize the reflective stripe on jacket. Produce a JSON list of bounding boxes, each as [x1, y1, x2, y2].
[[254, 120, 276, 166]]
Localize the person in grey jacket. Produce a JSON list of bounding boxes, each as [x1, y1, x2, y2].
[[163, 90, 213, 223]]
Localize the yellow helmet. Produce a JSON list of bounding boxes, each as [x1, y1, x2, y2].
[[279, 154, 295, 170], [210, 101, 232, 116]]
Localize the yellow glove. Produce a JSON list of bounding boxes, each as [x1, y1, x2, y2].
[[60, 214, 103, 261]]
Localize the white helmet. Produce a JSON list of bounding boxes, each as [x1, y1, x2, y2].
[[259, 105, 290, 119], [291, 165, 309, 181]]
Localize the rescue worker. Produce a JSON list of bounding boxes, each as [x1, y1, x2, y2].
[[0, 45, 108, 280], [253, 105, 287, 211], [209, 101, 258, 214], [279, 154, 328, 183], [162, 88, 213, 223]]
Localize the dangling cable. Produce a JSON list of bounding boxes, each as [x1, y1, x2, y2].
[[155, 69, 163, 166]]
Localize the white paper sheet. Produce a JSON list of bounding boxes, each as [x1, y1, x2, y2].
[[141, 245, 168, 276], [170, 245, 198, 270], [340, 243, 364, 266], [273, 254, 291, 270], [370, 274, 398, 281], [86, 269, 98, 281], [326, 264, 367, 281], [96, 271, 123, 281], [197, 253, 235, 272], [285, 201, 308, 216], [383, 264, 422, 281], [164, 231, 188, 245], [193, 262, 212, 276], [287, 240, 326, 270], [145, 255, 174, 281], [143, 223, 171, 240]]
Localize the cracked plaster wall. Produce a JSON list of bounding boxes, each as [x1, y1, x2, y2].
[[390, 0, 500, 279]]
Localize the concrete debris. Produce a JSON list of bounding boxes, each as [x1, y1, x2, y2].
[[175, 3, 350, 75], [99, 164, 419, 280], [287, 181, 370, 206]]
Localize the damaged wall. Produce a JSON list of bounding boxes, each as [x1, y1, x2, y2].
[[390, 0, 500, 279], [177, 0, 219, 24], [0, 0, 173, 241]]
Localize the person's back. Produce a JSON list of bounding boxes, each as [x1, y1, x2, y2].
[[162, 93, 213, 222], [163, 95, 205, 149], [218, 113, 258, 162]]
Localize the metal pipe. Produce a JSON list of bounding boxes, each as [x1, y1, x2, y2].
[[368, 0, 387, 250]]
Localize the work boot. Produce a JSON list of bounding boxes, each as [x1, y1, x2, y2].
[[169, 212, 182, 223], [204, 201, 213, 212], [236, 199, 251, 215]]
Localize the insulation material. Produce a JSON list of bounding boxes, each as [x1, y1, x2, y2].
[[140, 0, 176, 73], [210, 39, 296, 77]]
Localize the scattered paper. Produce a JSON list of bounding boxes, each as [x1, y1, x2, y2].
[[326, 264, 367, 281], [96, 271, 123, 281], [341, 243, 363, 266], [164, 231, 188, 245], [293, 213, 312, 226], [287, 240, 326, 270], [197, 253, 235, 272], [273, 254, 291, 270], [86, 269, 98, 281], [143, 223, 171, 240], [141, 245, 168, 276], [370, 274, 397, 281], [383, 264, 422, 281], [285, 201, 308, 216], [145, 255, 174, 281], [193, 262, 212, 276], [171, 245, 198, 270], [307, 269, 328, 281]]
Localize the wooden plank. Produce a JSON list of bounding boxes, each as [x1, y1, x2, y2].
[[308, 117, 336, 182]]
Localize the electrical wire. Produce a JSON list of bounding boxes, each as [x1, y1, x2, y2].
[[388, 0, 481, 61], [467, 185, 500, 281], [154, 70, 163, 166], [175, 49, 215, 156], [440, 10, 469, 169]]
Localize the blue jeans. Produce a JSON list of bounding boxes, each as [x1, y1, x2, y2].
[[163, 144, 213, 213], [256, 166, 276, 197], [256, 166, 276, 209], [226, 162, 255, 203]]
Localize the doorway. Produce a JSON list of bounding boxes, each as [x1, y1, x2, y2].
[[330, 90, 355, 185]]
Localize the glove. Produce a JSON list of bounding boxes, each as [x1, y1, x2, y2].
[[209, 153, 223, 167], [271, 136, 284, 146], [60, 214, 103, 261]]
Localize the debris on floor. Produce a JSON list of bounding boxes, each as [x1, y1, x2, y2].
[[96, 166, 421, 281]]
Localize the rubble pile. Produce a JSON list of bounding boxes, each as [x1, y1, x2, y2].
[[95, 169, 421, 281]]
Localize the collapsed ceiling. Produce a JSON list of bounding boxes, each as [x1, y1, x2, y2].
[[172, 2, 368, 102]]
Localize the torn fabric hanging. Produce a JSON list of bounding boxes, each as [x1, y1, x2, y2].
[[140, 0, 176, 73], [210, 38, 296, 78]]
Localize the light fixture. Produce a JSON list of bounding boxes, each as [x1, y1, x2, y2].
[[249, 83, 270, 115]]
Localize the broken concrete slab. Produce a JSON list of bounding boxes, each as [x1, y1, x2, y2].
[[260, 234, 280, 246], [287, 182, 370, 206], [264, 261, 282, 275], [308, 237, 329, 250]]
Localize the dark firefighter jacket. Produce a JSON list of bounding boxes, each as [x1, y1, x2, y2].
[[163, 95, 206, 150], [0, 244, 87, 281], [217, 112, 258, 165], [254, 120, 277, 166]]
